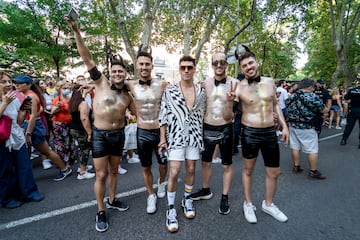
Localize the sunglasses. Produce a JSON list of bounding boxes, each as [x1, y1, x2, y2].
[[212, 60, 227, 66], [180, 65, 194, 71]]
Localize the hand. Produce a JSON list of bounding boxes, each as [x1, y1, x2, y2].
[[280, 127, 289, 146], [158, 142, 167, 155], [64, 16, 79, 32], [2, 91, 16, 105], [226, 81, 235, 101], [26, 135, 32, 146]]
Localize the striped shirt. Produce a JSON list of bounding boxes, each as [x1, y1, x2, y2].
[[159, 83, 206, 151]]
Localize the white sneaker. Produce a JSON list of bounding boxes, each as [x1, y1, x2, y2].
[[77, 165, 93, 173], [182, 198, 196, 219], [30, 153, 39, 160], [146, 194, 157, 214], [118, 166, 127, 175], [166, 207, 178, 233], [212, 157, 222, 163], [157, 178, 166, 198], [335, 126, 342, 130], [261, 200, 288, 222], [77, 171, 96, 180], [42, 159, 52, 170], [243, 201, 257, 223], [128, 157, 140, 164]]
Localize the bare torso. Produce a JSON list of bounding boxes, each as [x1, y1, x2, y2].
[[235, 77, 277, 128], [92, 77, 132, 130], [126, 79, 167, 129], [203, 76, 236, 126]]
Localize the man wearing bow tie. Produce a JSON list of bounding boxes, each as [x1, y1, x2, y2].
[[190, 52, 237, 215], [126, 51, 168, 215], [234, 50, 289, 224], [66, 17, 136, 232]]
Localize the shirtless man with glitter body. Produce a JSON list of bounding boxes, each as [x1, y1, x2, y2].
[[126, 52, 168, 214], [66, 17, 136, 232], [235, 50, 289, 224], [190, 52, 237, 215]]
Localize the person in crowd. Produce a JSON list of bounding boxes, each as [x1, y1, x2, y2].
[[288, 83, 299, 96], [125, 49, 168, 214], [276, 79, 289, 122], [123, 109, 140, 164], [340, 75, 360, 148], [313, 79, 331, 136], [45, 75, 56, 98], [66, 16, 136, 233], [13, 75, 71, 181], [35, 79, 53, 170], [159, 55, 206, 233], [234, 48, 289, 224], [189, 52, 237, 216], [0, 71, 44, 209], [69, 84, 95, 180], [50, 80, 74, 165], [328, 87, 343, 129], [286, 78, 326, 179]]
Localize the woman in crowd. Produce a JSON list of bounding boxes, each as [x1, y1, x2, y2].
[[13, 75, 72, 181], [328, 87, 343, 129], [69, 84, 95, 180], [51, 80, 74, 165], [0, 70, 43, 209]]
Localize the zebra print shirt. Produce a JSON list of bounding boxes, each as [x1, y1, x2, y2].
[[159, 83, 206, 151]]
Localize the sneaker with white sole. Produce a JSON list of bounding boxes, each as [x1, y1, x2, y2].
[[77, 165, 93, 173], [261, 200, 288, 222], [42, 159, 52, 170], [128, 157, 140, 164], [157, 178, 166, 198], [53, 166, 72, 181], [212, 157, 222, 163], [243, 201, 257, 223], [146, 194, 157, 214], [95, 211, 109, 232], [118, 166, 127, 175], [166, 206, 178, 233], [106, 198, 129, 211], [77, 171, 95, 180], [181, 198, 195, 219]]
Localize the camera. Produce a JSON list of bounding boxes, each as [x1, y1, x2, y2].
[[160, 149, 168, 163], [68, 7, 79, 22]]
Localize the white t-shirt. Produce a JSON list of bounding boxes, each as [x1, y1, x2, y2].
[[276, 86, 289, 110], [2, 98, 26, 151]]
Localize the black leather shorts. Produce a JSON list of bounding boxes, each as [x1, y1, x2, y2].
[[241, 125, 280, 167], [91, 127, 124, 158]]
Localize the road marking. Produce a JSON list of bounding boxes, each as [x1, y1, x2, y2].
[[319, 133, 343, 142], [0, 185, 152, 231]]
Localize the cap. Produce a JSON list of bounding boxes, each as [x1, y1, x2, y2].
[[13, 75, 33, 84], [317, 79, 325, 84]]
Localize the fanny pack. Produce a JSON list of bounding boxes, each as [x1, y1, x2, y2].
[[203, 129, 224, 144]]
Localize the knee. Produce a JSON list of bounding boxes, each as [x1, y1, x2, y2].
[[223, 164, 233, 173], [96, 170, 107, 181]]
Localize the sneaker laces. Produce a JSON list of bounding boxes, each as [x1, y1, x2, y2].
[[245, 203, 256, 214], [148, 194, 156, 205], [185, 199, 194, 211], [167, 208, 177, 223]]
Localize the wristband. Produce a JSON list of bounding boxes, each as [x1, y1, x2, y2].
[[26, 132, 32, 136]]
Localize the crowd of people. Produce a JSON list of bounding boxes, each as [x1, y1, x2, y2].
[[1, 15, 359, 235]]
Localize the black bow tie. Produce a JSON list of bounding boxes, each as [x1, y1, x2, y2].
[[214, 78, 227, 86], [110, 84, 122, 92], [248, 76, 261, 85], [139, 80, 151, 86]]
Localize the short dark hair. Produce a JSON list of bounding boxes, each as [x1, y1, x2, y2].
[[237, 51, 256, 65], [137, 51, 153, 62], [299, 78, 315, 89], [277, 79, 286, 87], [111, 59, 126, 70], [179, 55, 196, 66]]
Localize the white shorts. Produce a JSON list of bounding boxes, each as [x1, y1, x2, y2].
[[124, 123, 137, 150], [289, 127, 318, 154], [168, 146, 201, 161]]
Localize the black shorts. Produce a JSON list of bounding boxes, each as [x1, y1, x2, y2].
[[241, 125, 280, 168], [91, 127, 125, 158], [137, 128, 165, 167], [202, 123, 233, 165]]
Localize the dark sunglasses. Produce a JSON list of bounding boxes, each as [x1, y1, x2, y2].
[[180, 65, 194, 71], [212, 60, 227, 66]]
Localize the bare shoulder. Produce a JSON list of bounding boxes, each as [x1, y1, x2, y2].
[[261, 76, 274, 84]]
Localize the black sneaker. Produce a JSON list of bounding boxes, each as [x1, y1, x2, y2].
[[292, 165, 304, 174], [106, 198, 129, 211], [340, 138, 347, 145], [189, 188, 213, 201], [53, 166, 72, 181], [218, 195, 230, 215], [95, 211, 109, 232], [308, 170, 326, 180]]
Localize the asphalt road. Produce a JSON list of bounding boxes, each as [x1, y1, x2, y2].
[[0, 126, 359, 240]]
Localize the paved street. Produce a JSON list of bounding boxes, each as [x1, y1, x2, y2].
[[0, 127, 359, 240]]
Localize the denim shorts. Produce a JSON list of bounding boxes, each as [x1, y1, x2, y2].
[[91, 127, 125, 158]]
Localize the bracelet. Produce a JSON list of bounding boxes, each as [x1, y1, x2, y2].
[[158, 142, 166, 147], [26, 132, 32, 136]]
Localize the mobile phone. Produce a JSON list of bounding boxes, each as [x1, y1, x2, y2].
[[160, 149, 168, 163], [20, 96, 32, 110], [68, 7, 79, 22]]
